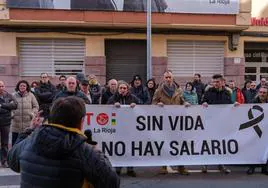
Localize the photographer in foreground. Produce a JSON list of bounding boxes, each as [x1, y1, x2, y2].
[[8, 96, 120, 188]]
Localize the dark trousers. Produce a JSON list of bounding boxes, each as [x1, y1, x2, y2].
[[12, 132, 19, 146], [0, 126, 10, 165]]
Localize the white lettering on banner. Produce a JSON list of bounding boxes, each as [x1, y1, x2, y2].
[[83, 104, 268, 167]]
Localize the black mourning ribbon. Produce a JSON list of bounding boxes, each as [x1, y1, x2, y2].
[[239, 105, 264, 138]]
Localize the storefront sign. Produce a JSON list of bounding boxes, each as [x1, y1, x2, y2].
[[83, 104, 268, 167], [7, 0, 239, 14], [252, 17, 268, 26]]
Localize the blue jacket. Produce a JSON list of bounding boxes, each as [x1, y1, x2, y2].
[[183, 91, 198, 105]]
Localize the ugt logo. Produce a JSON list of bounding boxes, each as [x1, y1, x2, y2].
[[85, 112, 117, 126], [239, 105, 264, 138]]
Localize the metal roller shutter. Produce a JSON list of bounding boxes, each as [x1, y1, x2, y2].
[[105, 40, 147, 83], [167, 41, 224, 77], [19, 38, 85, 76]]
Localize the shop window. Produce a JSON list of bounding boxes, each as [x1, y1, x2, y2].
[[245, 75, 256, 81], [245, 67, 257, 73], [260, 67, 268, 73]]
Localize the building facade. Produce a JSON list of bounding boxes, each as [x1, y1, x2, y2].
[[0, 0, 251, 91], [242, 0, 268, 83]]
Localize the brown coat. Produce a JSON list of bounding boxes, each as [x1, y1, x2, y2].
[[152, 84, 184, 105], [11, 92, 39, 133]]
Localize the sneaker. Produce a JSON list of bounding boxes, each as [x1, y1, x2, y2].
[[247, 167, 255, 175], [178, 166, 190, 175], [218, 165, 230, 174], [127, 170, 137, 177], [159, 166, 168, 174], [202, 166, 208, 173]]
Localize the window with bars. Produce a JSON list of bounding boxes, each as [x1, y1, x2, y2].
[[167, 40, 224, 77], [19, 38, 85, 76]]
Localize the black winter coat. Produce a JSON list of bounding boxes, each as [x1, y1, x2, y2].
[[90, 84, 102, 104], [54, 90, 91, 104], [242, 88, 257, 103], [107, 92, 141, 105], [202, 87, 232, 105], [0, 91, 18, 127], [129, 85, 151, 104], [101, 89, 114, 104], [35, 81, 56, 118], [8, 124, 120, 188], [192, 80, 205, 104]]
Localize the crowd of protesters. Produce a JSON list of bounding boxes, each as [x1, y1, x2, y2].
[[1, 71, 268, 178]]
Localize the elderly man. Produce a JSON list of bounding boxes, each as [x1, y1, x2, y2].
[[152, 70, 190, 175], [101, 79, 118, 104], [0, 81, 18, 167], [54, 76, 90, 104]]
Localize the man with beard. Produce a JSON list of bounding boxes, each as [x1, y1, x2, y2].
[[192, 73, 205, 104], [56, 75, 66, 92], [54, 77, 90, 104], [152, 70, 190, 175], [130, 75, 151, 104]]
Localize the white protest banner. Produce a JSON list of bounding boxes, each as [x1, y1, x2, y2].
[[83, 104, 268, 167]]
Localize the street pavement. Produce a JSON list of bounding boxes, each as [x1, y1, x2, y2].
[[0, 166, 268, 188]]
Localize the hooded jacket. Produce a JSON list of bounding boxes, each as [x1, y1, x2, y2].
[[8, 124, 120, 188]]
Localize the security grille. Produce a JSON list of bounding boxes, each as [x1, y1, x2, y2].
[[167, 41, 224, 77], [19, 38, 85, 76]]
